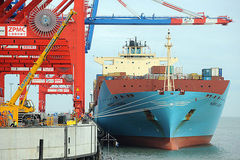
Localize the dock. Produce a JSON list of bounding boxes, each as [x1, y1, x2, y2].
[[0, 122, 99, 160]]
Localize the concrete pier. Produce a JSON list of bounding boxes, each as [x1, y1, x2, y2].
[[0, 123, 97, 160]]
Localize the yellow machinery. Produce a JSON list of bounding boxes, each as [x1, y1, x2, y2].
[[67, 120, 77, 126], [0, 10, 77, 127]]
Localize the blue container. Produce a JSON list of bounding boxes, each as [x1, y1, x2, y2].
[[166, 66, 174, 74], [96, 74, 103, 80], [219, 68, 222, 77], [202, 77, 212, 80], [105, 76, 114, 80], [202, 69, 212, 77]]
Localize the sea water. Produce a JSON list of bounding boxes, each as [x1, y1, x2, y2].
[[102, 117, 240, 160]]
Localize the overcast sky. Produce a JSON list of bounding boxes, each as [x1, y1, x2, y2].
[[4, 0, 240, 117]]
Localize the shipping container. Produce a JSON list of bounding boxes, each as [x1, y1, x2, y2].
[[193, 75, 201, 80], [151, 66, 166, 74], [219, 68, 222, 77], [166, 66, 174, 74], [120, 72, 127, 76], [107, 72, 126, 77], [96, 74, 103, 80], [211, 67, 219, 76], [202, 69, 212, 77], [187, 73, 201, 80], [174, 67, 183, 74], [105, 76, 114, 80], [202, 77, 212, 80], [174, 73, 183, 79], [158, 76, 165, 80], [212, 76, 224, 81]]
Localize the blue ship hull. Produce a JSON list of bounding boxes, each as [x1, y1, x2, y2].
[[94, 81, 230, 150]]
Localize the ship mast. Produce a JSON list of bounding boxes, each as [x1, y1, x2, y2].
[[164, 30, 175, 91]]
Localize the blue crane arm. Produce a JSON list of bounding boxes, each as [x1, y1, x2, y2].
[[84, 0, 232, 52], [85, 0, 99, 53]]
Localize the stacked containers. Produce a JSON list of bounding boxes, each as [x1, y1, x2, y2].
[[202, 68, 212, 80], [151, 66, 166, 74], [174, 67, 183, 79], [188, 73, 202, 80], [96, 74, 103, 80], [105, 76, 114, 80], [166, 66, 174, 74], [202, 68, 222, 80], [203, 77, 212, 80], [219, 68, 223, 77], [151, 66, 174, 74], [211, 67, 219, 76]]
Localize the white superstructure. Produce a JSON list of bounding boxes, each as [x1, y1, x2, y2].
[[95, 37, 178, 76]]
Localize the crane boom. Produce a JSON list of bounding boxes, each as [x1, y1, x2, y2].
[[8, 9, 77, 106]]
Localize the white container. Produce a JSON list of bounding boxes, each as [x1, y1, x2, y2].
[[211, 67, 219, 76], [175, 67, 183, 74]]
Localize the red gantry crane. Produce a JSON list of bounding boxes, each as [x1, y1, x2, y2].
[[0, 0, 232, 119]]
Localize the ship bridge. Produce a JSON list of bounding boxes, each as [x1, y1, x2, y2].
[[95, 38, 178, 76]]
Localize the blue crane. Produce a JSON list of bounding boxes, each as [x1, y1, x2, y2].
[[84, 0, 232, 53]]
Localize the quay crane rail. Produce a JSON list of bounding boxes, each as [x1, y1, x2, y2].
[[0, 9, 77, 126]]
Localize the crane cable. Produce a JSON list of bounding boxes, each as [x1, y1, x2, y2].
[[116, 0, 140, 19]]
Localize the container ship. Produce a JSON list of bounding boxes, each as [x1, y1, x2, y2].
[[92, 31, 230, 150]]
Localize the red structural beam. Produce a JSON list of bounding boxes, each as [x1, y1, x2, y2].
[[0, 72, 5, 99], [44, 88, 72, 94], [0, 0, 13, 13], [39, 85, 46, 112], [14, 0, 42, 23], [0, 0, 27, 23], [0, 38, 69, 45], [69, 0, 85, 117], [53, 0, 69, 13], [31, 78, 72, 85], [58, 0, 74, 16], [38, 86, 73, 112], [39, 0, 53, 10]]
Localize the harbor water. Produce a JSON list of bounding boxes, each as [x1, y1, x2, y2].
[[102, 117, 240, 160]]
